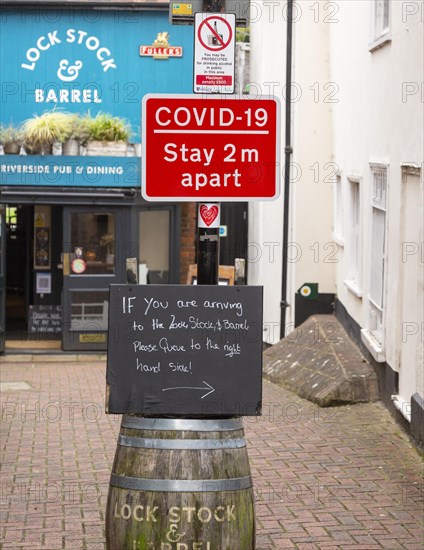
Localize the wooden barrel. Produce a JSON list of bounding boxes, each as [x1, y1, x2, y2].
[[106, 417, 255, 550]]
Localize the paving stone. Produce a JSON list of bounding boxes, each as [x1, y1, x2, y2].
[[0, 357, 423, 549]]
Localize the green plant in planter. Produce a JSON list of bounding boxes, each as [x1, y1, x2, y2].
[[86, 112, 131, 142], [0, 123, 24, 154], [23, 110, 70, 154], [61, 113, 90, 155], [85, 112, 132, 156]]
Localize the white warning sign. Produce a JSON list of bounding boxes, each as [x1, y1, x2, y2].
[[193, 12, 236, 95]]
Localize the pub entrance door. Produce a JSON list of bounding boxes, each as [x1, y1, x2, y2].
[[62, 206, 128, 351]]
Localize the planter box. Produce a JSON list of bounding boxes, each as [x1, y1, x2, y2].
[[3, 142, 21, 154], [62, 139, 80, 156], [85, 141, 127, 157]]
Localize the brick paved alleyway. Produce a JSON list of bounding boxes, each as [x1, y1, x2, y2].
[[0, 357, 423, 549]]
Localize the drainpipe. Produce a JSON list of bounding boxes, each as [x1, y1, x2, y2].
[[280, 0, 294, 339]]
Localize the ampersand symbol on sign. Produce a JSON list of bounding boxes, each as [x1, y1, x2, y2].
[[57, 59, 83, 82], [166, 524, 186, 543]]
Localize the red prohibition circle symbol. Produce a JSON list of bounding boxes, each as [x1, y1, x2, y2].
[[71, 258, 87, 274], [197, 16, 233, 52]]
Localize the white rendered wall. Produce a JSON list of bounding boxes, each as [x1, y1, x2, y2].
[[248, 1, 336, 342], [290, 1, 336, 299], [249, 0, 423, 413], [248, 3, 286, 344], [329, 1, 423, 382]]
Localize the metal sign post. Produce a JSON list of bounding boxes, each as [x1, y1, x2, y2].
[[105, 1, 277, 543], [192, 2, 232, 286], [197, 202, 220, 285]]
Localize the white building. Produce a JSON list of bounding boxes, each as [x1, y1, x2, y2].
[[248, 0, 424, 445]]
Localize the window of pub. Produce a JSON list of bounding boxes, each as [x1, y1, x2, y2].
[[139, 210, 170, 284], [70, 213, 116, 275]]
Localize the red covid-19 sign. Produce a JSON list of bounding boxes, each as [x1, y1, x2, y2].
[[141, 94, 280, 202]]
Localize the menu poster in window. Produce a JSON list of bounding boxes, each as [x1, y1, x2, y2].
[[28, 305, 61, 333], [34, 227, 50, 269], [36, 272, 51, 294], [106, 284, 263, 417]]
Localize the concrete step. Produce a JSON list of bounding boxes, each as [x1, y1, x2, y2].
[[263, 314, 379, 406]]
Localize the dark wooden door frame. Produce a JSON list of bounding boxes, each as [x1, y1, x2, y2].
[[62, 205, 128, 351]]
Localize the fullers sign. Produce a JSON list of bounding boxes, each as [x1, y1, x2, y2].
[[141, 94, 280, 201]]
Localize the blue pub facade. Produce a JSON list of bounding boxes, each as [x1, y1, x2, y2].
[[0, 0, 197, 351]]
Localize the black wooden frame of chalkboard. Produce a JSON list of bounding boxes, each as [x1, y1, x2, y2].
[[106, 284, 263, 417]]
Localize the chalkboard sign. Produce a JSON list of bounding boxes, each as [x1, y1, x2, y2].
[[106, 285, 263, 416], [28, 305, 61, 333]]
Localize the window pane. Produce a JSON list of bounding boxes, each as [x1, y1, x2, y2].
[[372, 167, 387, 209], [375, 0, 390, 37], [70, 291, 109, 331], [383, 0, 390, 29], [70, 213, 115, 274], [369, 304, 383, 344], [370, 208, 386, 308], [348, 180, 361, 283], [334, 175, 343, 238], [139, 210, 170, 284]]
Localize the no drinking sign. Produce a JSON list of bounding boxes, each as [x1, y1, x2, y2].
[[194, 12, 236, 94]]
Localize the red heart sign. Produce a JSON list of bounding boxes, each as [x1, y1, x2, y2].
[[199, 205, 219, 227]]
